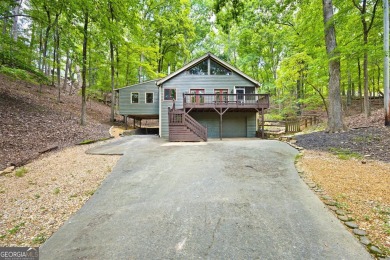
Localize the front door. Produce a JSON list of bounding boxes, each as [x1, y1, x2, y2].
[[214, 89, 228, 104], [190, 89, 205, 104]]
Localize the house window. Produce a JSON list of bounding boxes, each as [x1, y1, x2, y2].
[[164, 89, 176, 100], [187, 59, 232, 76], [188, 60, 208, 75], [210, 60, 231, 75], [131, 92, 139, 103], [145, 92, 154, 103]]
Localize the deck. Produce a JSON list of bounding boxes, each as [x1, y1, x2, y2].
[[183, 93, 270, 112]]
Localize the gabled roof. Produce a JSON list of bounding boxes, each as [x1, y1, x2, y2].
[[156, 53, 261, 87], [115, 79, 159, 92]]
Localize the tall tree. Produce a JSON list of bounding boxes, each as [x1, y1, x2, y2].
[[79, 3, 90, 126], [322, 0, 344, 132], [352, 0, 380, 117], [385, 0, 390, 126]]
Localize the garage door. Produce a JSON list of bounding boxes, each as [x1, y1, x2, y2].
[[222, 114, 247, 137], [189, 112, 248, 138]]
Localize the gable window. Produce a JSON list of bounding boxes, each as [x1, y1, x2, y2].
[[164, 89, 176, 101], [145, 92, 154, 103], [188, 60, 208, 75], [187, 58, 232, 76], [210, 60, 232, 75], [131, 92, 139, 103]]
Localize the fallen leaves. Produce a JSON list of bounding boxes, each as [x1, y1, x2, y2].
[[299, 150, 390, 255]]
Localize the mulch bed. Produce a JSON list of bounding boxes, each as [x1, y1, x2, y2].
[[296, 126, 390, 163]]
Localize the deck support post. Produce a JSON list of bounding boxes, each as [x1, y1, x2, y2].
[[219, 111, 223, 140], [255, 108, 265, 139], [261, 108, 265, 139], [125, 115, 128, 130], [213, 107, 229, 140]]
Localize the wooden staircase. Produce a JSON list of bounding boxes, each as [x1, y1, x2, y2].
[[168, 108, 207, 142]]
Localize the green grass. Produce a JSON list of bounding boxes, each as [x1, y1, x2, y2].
[[352, 135, 381, 143], [335, 201, 349, 210], [85, 190, 96, 196], [15, 167, 28, 177], [78, 139, 95, 145], [53, 188, 60, 195], [294, 153, 303, 163], [8, 222, 25, 235], [0, 64, 50, 85], [32, 233, 46, 244], [77, 137, 112, 145], [328, 147, 363, 160]]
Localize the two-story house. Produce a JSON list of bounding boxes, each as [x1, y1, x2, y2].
[[116, 53, 270, 141]]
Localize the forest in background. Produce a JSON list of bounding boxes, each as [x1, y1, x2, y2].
[[0, 0, 385, 123]]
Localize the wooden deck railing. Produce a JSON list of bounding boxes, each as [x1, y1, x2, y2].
[[258, 114, 321, 138], [168, 109, 207, 141], [183, 93, 269, 109]]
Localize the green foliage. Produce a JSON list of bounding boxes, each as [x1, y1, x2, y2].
[[77, 139, 95, 145], [0, 0, 385, 121], [53, 188, 60, 195], [328, 147, 363, 160], [85, 189, 96, 196], [32, 233, 46, 244], [15, 167, 28, 177], [8, 222, 25, 235]]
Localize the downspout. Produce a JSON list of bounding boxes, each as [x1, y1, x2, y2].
[[158, 83, 162, 137]]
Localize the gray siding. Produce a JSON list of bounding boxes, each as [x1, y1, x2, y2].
[[190, 112, 257, 138], [160, 72, 256, 138], [117, 81, 159, 116]]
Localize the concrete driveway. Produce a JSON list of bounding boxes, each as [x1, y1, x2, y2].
[[40, 136, 371, 259]]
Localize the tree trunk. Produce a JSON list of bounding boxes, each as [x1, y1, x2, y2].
[[28, 23, 36, 64], [138, 53, 144, 83], [353, 0, 380, 116], [80, 11, 89, 126], [322, 0, 344, 132], [68, 60, 73, 95], [37, 29, 43, 71], [2, 14, 8, 36], [363, 31, 371, 117], [347, 70, 352, 106], [51, 46, 55, 86], [110, 40, 115, 122], [385, 0, 390, 126], [357, 58, 363, 112], [55, 24, 61, 103], [63, 51, 70, 90], [11, 0, 22, 41], [42, 8, 52, 74]]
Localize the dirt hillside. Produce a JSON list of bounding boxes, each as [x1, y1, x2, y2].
[[0, 74, 115, 170]]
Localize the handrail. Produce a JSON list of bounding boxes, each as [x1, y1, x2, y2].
[[183, 93, 269, 108], [183, 113, 207, 141], [168, 108, 207, 141]]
